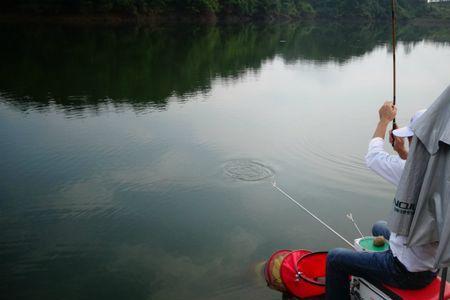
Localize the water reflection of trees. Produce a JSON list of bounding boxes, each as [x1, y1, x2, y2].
[[1, 22, 449, 114]]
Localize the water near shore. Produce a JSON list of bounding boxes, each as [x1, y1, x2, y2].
[[1, 22, 450, 300]]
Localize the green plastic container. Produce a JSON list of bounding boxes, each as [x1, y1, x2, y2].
[[356, 237, 390, 252]]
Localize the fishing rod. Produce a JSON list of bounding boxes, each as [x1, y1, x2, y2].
[[391, 0, 398, 145], [272, 180, 356, 250]]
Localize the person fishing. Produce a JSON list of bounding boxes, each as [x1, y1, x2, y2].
[[365, 102, 426, 186], [325, 102, 437, 300]]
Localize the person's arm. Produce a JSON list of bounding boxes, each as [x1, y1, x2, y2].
[[391, 135, 408, 160], [365, 138, 405, 186], [372, 101, 397, 139], [373, 100, 409, 159], [371, 101, 408, 158], [366, 101, 404, 186]]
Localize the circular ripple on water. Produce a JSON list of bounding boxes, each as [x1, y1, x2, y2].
[[223, 159, 274, 181]]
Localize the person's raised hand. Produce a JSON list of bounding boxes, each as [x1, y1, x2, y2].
[[378, 101, 397, 124]]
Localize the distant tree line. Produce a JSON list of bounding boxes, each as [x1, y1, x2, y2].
[[2, 21, 450, 114], [0, 0, 438, 20]]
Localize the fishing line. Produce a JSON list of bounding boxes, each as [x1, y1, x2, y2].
[[272, 180, 356, 250]]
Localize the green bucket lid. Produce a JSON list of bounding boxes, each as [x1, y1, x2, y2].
[[358, 237, 389, 252]]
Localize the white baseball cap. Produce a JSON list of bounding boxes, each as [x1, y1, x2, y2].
[[393, 109, 427, 138]]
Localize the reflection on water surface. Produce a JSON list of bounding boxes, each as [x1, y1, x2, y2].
[[1, 22, 450, 114]]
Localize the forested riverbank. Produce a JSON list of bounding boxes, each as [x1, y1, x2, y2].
[[2, 21, 450, 115], [1, 0, 450, 23]]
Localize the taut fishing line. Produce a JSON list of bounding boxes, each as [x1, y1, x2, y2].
[[222, 160, 356, 249], [272, 180, 356, 250]]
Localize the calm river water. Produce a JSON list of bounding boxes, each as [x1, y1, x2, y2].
[[1, 22, 450, 299]]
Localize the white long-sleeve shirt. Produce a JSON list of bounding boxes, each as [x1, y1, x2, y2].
[[365, 137, 437, 272], [365, 137, 405, 186]]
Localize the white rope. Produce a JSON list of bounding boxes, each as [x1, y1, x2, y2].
[[272, 180, 356, 250]]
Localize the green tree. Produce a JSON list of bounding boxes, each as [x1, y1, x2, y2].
[[0, 0, 442, 20]]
